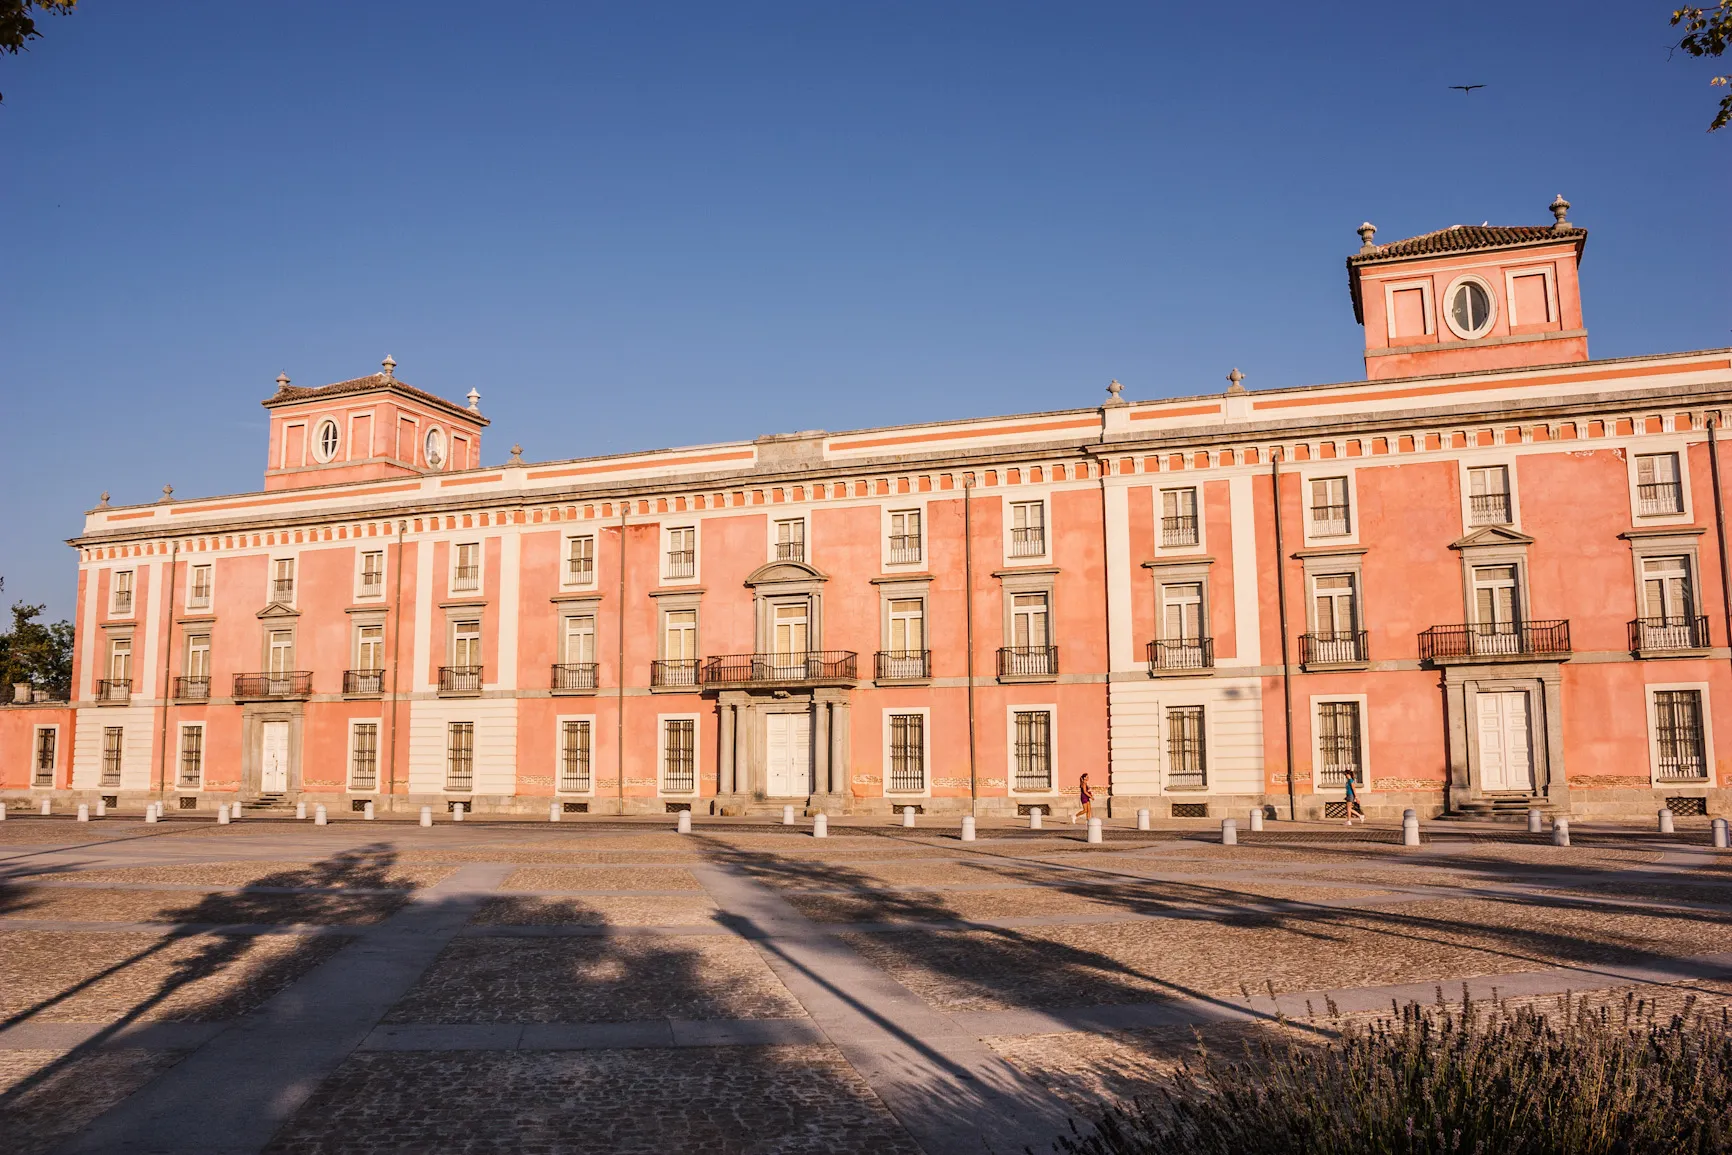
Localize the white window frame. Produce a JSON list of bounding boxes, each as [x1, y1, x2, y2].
[[269, 555, 298, 607], [1310, 694, 1371, 795], [186, 563, 215, 611], [1458, 458, 1521, 532], [657, 713, 701, 796], [1004, 498, 1051, 564], [31, 724, 60, 789], [450, 541, 483, 595], [1161, 696, 1214, 792], [1380, 276, 1436, 341], [184, 633, 212, 679], [1441, 273, 1498, 341], [1628, 445, 1693, 525], [356, 549, 386, 600], [1156, 486, 1205, 555], [562, 534, 597, 588], [110, 569, 135, 617], [311, 416, 341, 463], [555, 713, 598, 796], [176, 722, 206, 791], [884, 506, 926, 569], [770, 514, 809, 564], [663, 525, 700, 583], [882, 707, 932, 797], [347, 718, 382, 793], [107, 633, 134, 684], [1301, 468, 1359, 546], [1645, 682, 1714, 786], [1005, 703, 1059, 797], [1502, 264, 1558, 328]]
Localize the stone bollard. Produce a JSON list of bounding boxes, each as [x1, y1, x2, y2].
[[677, 810, 692, 834], [1659, 808, 1675, 834], [1029, 809, 1042, 830], [41, 798, 52, 816], [902, 806, 916, 828], [1552, 818, 1571, 847], [96, 798, 107, 818], [419, 806, 432, 827], [1221, 818, 1237, 846], [296, 801, 307, 820], [961, 815, 976, 842], [0, 801, 7, 821], [145, 805, 158, 824], [217, 804, 230, 825], [1249, 808, 1265, 832], [1403, 815, 1420, 847], [76, 803, 89, 822], [782, 805, 795, 826], [1714, 817, 1729, 849], [452, 802, 465, 822], [1087, 817, 1103, 844], [229, 801, 242, 820], [314, 804, 328, 826], [1527, 808, 1543, 834], [364, 801, 375, 821], [1137, 808, 1151, 831], [1403, 808, 1417, 823], [549, 802, 561, 822], [813, 813, 828, 838]]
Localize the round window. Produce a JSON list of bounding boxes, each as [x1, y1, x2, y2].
[[424, 427, 446, 468], [312, 418, 340, 463], [1444, 277, 1496, 340]]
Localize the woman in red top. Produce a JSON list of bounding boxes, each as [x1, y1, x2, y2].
[[1072, 772, 1094, 824]]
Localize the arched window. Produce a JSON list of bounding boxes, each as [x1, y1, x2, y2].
[[313, 418, 340, 463]]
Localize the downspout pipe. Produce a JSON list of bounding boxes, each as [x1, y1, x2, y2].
[[1708, 421, 1732, 673], [1271, 451, 1297, 821], [387, 521, 406, 803], [617, 498, 627, 817], [963, 474, 978, 818], [155, 540, 180, 803]]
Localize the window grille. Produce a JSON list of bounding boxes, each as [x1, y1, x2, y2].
[[1014, 710, 1053, 791], [351, 723, 379, 791], [663, 720, 695, 793], [1317, 701, 1363, 788], [33, 728, 56, 787], [446, 722, 474, 791], [1655, 690, 1708, 780], [179, 726, 205, 788], [888, 714, 925, 792], [561, 720, 592, 793], [101, 726, 124, 788], [1166, 706, 1206, 788]]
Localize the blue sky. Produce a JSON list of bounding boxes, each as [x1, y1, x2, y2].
[[2, 1, 1727, 620]]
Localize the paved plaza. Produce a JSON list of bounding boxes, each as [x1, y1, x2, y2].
[[4, 812, 1732, 1154]]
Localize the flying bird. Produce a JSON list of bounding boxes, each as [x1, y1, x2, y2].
[[1450, 84, 1486, 94]]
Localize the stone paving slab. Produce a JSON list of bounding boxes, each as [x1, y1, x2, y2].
[[0, 919, 345, 936], [14, 861, 453, 889], [0, 887, 406, 925], [1, 1047, 189, 1155], [0, 1020, 225, 1051], [470, 894, 720, 925], [500, 865, 702, 891], [361, 1018, 829, 1051]]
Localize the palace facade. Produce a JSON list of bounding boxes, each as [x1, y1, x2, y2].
[[7, 198, 1732, 820]]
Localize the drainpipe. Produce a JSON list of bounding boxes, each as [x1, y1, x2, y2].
[[963, 474, 978, 818], [387, 521, 406, 802], [1709, 421, 1732, 671], [155, 543, 180, 803], [1271, 451, 1297, 821], [617, 497, 627, 817]]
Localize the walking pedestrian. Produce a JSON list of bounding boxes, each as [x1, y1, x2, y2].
[[1072, 772, 1094, 824], [1342, 773, 1365, 826]]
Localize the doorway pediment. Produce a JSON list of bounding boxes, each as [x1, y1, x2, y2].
[[744, 560, 828, 587], [1449, 525, 1535, 551]]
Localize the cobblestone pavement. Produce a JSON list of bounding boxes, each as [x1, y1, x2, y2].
[[1, 813, 1730, 1153]]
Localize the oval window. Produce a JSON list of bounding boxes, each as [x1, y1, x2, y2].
[[313, 418, 340, 463], [424, 427, 446, 468], [1445, 279, 1495, 339]]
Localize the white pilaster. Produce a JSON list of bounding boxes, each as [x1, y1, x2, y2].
[[1227, 474, 1262, 666], [1102, 481, 1136, 672]]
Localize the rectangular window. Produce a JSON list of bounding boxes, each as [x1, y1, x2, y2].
[[452, 543, 480, 592], [1636, 453, 1684, 516], [1010, 501, 1046, 557], [451, 620, 481, 669], [1655, 690, 1707, 780], [101, 726, 123, 787], [1472, 565, 1520, 629], [179, 725, 205, 788], [1012, 592, 1050, 648], [888, 713, 926, 792], [666, 527, 696, 578], [1013, 710, 1052, 791], [1310, 478, 1351, 536], [563, 615, 596, 665], [1307, 573, 1364, 664], [107, 636, 133, 691], [1643, 556, 1694, 623], [663, 719, 695, 793], [356, 624, 385, 671], [359, 551, 385, 595], [1161, 488, 1199, 547], [1468, 466, 1512, 525], [889, 510, 922, 564], [446, 722, 474, 791], [888, 598, 925, 653], [1161, 582, 1203, 641], [565, 536, 595, 585], [1166, 706, 1206, 788], [664, 609, 697, 660], [272, 558, 296, 602], [112, 570, 134, 615], [188, 564, 213, 609], [774, 518, 806, 562], [560, 719, 592, 792], [268, 629, 296, 676], [350, 722, 379, 791], [33, 728, 56, 787], [185, 635, 211, 677], [772, 603, 809, 664], [1317, 702, 1363, 789]]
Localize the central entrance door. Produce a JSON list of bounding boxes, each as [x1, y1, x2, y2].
[[260, 721, 290, 793], [1476, 691, 1534, 792], [764, 712, 812, 797]]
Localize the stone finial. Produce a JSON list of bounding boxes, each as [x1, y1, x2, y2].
[[1227, 368, 1246, 394], [1356, 222, 1377, 253], [381, 355, 397, 379], [466, 388, 481, 413], [160, 484, 174, 503], [275, 372, 291, 391], [508, 443, 524, 464], [97, 491, 110, 508], [1104, 379, 1126, 406], [1549, 194, 1571, 231]]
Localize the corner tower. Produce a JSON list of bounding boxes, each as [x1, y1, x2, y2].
[[1347, 196, 1588, 381], [260, 356, 490, 490]]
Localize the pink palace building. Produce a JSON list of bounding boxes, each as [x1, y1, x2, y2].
[[7, 196, 1732, 821]]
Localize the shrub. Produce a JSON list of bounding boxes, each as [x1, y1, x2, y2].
[[1056, 991, 1732, 1154]]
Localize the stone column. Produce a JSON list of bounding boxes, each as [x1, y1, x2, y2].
[[829, 700, 849, 795], [734, 700, 751, 796], [813, 699, 831, 797], [719, 703, 736, 795]]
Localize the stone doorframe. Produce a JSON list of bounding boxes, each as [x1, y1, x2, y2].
[[1440, 662, 1569, 810], [238, 703, 305, 799], [716, 688, 851, 801]]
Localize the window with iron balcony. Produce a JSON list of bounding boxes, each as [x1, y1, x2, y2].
[[1160, 488, 1199, 547], [271, 558, 295, 602], [1467, 466, 1512, 525], [888, 510, 922, 564], [359, 551, 384, 595], [111, 571, 134, 615], [1009, 501, 1046, 557], [774, 518, 805, 562], [452, 543, 480, 592], [565, 536, 595, 585], [1309, 478, 1351, 537], [188, 564, 213, 609], [666, 528, 696, 579], [1636, 453, 1684, 516]]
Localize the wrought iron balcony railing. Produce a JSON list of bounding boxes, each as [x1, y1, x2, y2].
[[1147, 638, 1213, 672], [997, 646, 1058, 678], [665, 551, 696, 579], [651, 659, 699, 688], [888, 535, 922, 564], [1628, 616, 1711, 653], [552, 663, 598, 692], [1418, 620, 1571, 662], [234, 672, 313, 699], [1300, 631, 1369, 666], [96, 679, 132, 703], [874, 650, 931, 680], [438, 666, 483, 694], [700, 651, 858, 685], [344, 669, 386, 695], [174, 676, 210, 701]]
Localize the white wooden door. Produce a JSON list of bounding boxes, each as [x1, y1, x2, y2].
[[260, 721, 290, 793], [1475, 691, 1534, 792], [764, 713, 812, 796]]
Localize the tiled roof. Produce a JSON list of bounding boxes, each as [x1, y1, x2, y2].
[[262, 373, 488, 424], [1348, 223, 1586, 266]]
